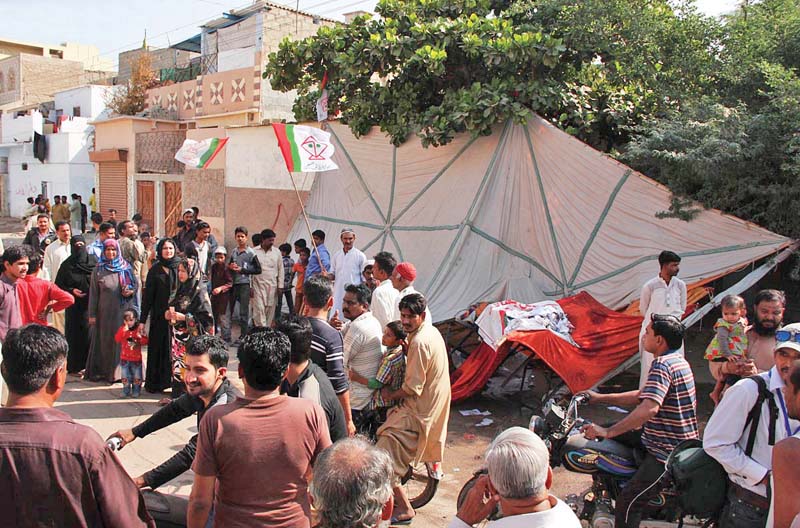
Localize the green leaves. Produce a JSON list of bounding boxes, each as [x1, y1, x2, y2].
[[263, 0, 565, 146]]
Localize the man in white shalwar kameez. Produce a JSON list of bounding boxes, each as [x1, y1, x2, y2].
[[330, 228, 366, 317], [638, 250, 686, 389], [251, 229, 284, 328]]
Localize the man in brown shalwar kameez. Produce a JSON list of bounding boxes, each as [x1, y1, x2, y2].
[[376, 293, 451, 524]]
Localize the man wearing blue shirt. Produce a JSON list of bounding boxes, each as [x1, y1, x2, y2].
[[304, 229, 331, 282]]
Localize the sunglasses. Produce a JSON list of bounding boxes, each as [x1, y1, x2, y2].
[[775, 329, 800, 344]]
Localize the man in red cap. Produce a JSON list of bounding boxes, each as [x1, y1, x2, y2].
[[391, 262, 432, 323]]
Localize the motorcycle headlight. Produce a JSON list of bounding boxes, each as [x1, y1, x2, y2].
[[529, 415, 548, 437]]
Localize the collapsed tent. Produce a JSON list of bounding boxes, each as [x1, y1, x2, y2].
[[288, 116, 791, 321]]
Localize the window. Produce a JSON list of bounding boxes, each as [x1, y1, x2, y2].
[[73, 106, 81, 117], [21, 163, 28, 171]]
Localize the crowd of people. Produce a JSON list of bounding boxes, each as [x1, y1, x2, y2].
[[0, 198, 799, 528]]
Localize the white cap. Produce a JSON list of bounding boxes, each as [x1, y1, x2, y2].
[[214, 246, 227, 255], [775, 322, 800, 354]]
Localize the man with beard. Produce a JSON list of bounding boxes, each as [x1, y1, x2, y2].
[[705, 321, 800, 528], [106, 335, 239, 489], [118, 220, 147, 314], [709, 289, 786, 387], [330, 228, 367, 316]]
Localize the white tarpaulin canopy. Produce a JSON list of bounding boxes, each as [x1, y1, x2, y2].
[[289, 116, 791, 321]]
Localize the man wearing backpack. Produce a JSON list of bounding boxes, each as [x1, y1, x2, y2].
[[704, 322, 800, 528]]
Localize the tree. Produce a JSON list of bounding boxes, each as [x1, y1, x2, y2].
[[106, 51, 159, 116], [265, 0, 719, 149]]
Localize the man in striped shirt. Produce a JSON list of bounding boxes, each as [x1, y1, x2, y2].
[[582, 314, 698, 528]]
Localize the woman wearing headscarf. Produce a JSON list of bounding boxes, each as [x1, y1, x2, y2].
[[141, 238, 180, 393], [86, 239, 137, 383], [166, 257, 213, 400], [55, 234, 97, 374]]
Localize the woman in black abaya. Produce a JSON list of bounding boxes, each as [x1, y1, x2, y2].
[[54, 234, 96, 374], [141, 238, 180, 393]]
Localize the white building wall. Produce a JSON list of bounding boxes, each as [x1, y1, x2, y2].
[[0, 110, 41, 143], [54, 85, 114, 119], [225, 125, 314, 190], [6, 132, 94, 217]]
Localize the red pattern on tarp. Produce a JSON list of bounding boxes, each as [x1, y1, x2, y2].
[[450, 292, 643, 402]]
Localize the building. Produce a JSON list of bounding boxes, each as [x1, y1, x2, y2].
[[0, 37, 115, 72], [144, 1, 336, 126], [117, 46, 200, 85], [0, 85, 115, 217], [0, 54, 111, 113], [93, 1, 334, 243]]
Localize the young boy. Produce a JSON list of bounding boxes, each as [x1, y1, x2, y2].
[[293, 246, 310, 315], [210, 247, 233, 342], [348, 321, 407, 436], [277, 243, 295, 317], [114, 310, 147, 397]]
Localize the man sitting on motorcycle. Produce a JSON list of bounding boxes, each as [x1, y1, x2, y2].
[[107, 335, 239, 489], [581, 314, 698, 528]]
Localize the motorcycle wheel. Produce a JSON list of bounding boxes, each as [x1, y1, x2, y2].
[[401, 463, 440, 510], [456, 471, 501, 521]]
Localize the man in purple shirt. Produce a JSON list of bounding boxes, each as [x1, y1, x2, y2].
[[0, 324, 155, 527]]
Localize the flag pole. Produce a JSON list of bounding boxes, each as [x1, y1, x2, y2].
[[288, 170, 325, 272]]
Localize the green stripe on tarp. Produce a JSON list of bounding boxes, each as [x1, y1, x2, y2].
[[425, 121, 511, 294], [306, 213, 384, 230], [469, 224, 563, 287], [391, 136, 477, 225], [524, 126, 567, 294], [570, 239, 789, 290], [567, 169, 632, 288], [328, 126, 386, 223]]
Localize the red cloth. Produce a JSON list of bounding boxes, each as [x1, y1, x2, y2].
[[450, 292, 643, 402], [114, 325, 148, 362], [17, 276, 74, 326]]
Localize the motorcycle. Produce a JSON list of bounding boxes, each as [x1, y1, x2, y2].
[[358, 410, 442, 510], [457, 393, 715, 528]]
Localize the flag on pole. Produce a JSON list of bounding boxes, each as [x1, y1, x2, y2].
[[174, 137, 229, 169], [273, 123, 338, 173]]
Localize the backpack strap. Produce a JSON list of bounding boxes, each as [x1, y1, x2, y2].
[[743, 375, 778, 457]]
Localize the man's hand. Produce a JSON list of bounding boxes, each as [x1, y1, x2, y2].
[[72, 288, 86, 298], [329, 310, 343, 331], [228, 262, 241, 272], [106, 429, 136, 449], [455, 474, 499, 526], [212, 287, 222, 296], [579, 390, 602, 404], [581, 423, 609, 440], [346, 419, 356, 437], [88, 317, 96, 326], [133, 475, 147, 488]]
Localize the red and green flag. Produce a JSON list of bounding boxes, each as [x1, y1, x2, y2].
[[273, 123, 338, 173], [174, 137, 229, 169]]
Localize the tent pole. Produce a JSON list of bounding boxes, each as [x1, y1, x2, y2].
[[594, 241, 799, 389], [288, 170, 325, 272]]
